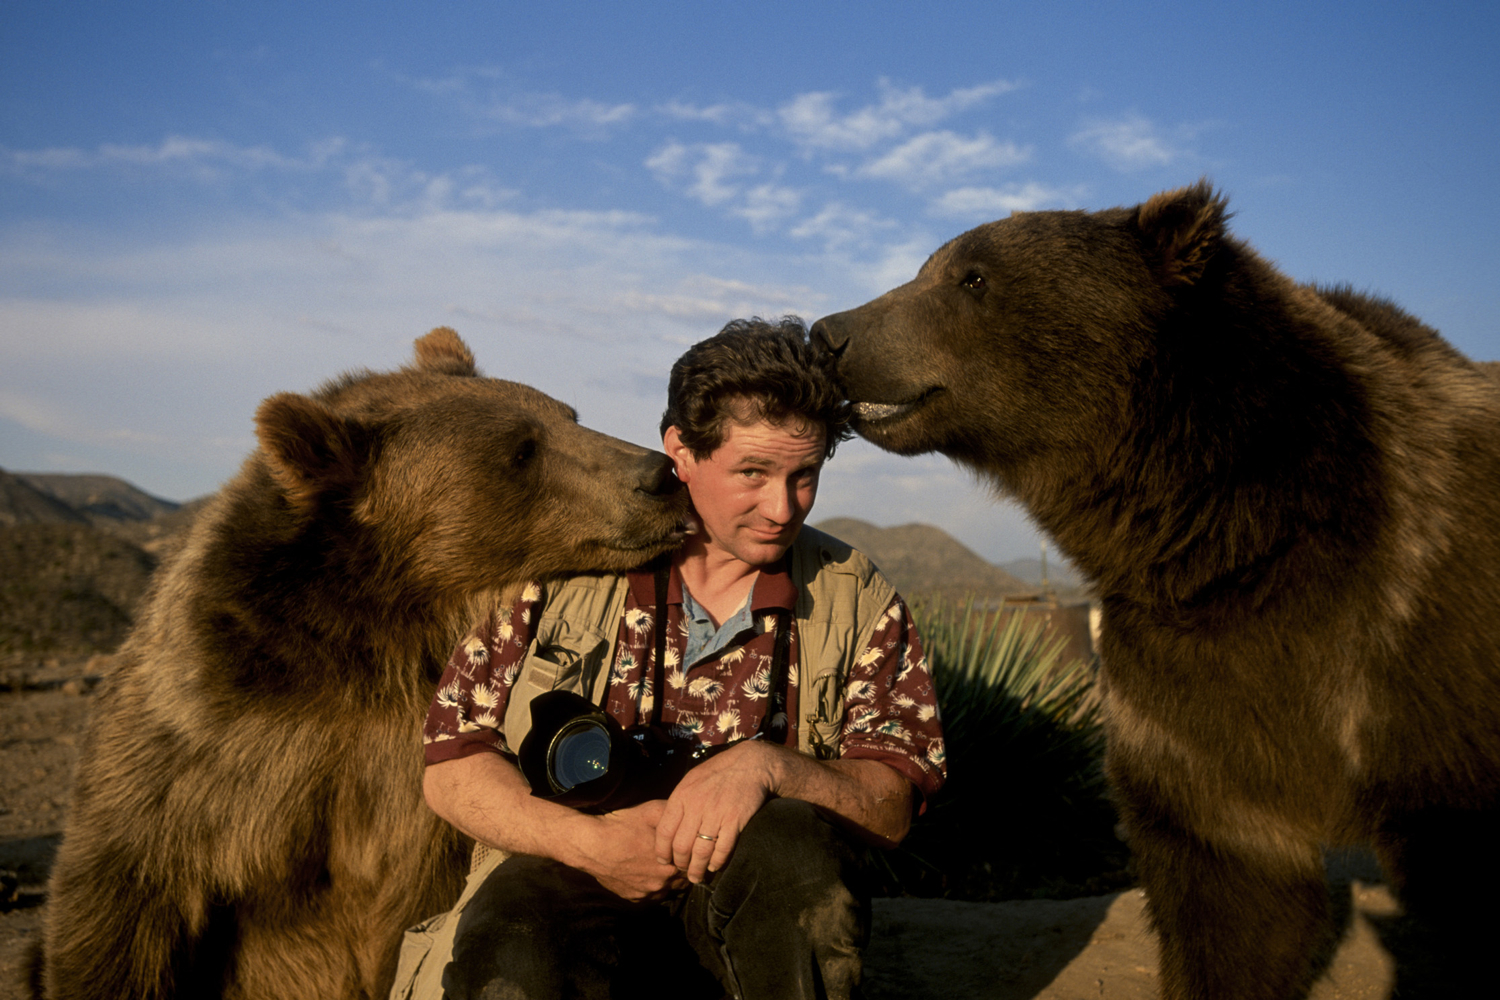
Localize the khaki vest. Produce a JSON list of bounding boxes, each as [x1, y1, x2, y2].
[[501, 524, 895, 757], [389, 526, 896, 1000]]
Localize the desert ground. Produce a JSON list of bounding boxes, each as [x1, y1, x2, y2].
[[1, 658, 1428, 1000]]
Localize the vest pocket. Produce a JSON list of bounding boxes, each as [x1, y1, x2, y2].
[[501, 627, 610, 751]]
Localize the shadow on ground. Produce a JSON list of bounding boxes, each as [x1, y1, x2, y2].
[[863, 848, 1478, 1000], [866, 893, 1124, 999], [0, 836, 57, 914]]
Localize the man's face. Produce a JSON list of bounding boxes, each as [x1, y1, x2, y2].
[[664, 414, 826, 570]]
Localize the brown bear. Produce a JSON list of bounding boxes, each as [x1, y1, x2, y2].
[[812, 183, 1500, 999], [40, 328, 695, 1000]]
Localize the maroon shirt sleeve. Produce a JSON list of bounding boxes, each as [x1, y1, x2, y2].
[[836, 594, 947, 804], [423, 582, 544, 765]]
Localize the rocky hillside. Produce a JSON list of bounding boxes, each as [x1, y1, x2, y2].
[[0, 468, 200, 666], [0, 523, 158, 662]]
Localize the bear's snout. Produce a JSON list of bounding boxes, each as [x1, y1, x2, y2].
[[632, 451, 680, 498], [810, 312, 852, 356]]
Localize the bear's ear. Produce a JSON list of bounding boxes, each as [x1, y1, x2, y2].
[[1133, 180, 1231, 287], [412, 326, 477, 376], [254, 392, 371, 510]]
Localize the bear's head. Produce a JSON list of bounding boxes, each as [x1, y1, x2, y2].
[[810, 182, 1232, 483], [250, 327, 694, 601]]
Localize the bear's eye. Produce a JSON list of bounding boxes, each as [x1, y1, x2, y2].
[[513, 438, 537, 467], [961, 272, 986, 292]]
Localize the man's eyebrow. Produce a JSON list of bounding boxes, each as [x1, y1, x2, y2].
[[735, 454, 778, 468], [738, 455, 824, 472]]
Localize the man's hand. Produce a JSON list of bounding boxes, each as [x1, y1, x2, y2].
[[572, 799, 687, 901], [653, 740, 780, 883], [651, 740, 917, 884]]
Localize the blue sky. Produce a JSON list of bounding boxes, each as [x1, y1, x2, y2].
[[3, 1, 1497, 562]]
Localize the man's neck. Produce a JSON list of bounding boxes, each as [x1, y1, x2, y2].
[[674, 540, 762, 627]]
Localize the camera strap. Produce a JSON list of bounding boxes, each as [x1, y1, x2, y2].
[[758, 610, 791, 738], [651, 558, 669, 729]]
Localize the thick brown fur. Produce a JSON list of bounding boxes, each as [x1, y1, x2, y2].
[[813, 183, 1500, 998], [41, 328, 693, 1000]]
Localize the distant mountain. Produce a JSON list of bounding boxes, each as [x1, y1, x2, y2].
[[101, 496, 211, 557], [0, 468, 91, 526], [813, 517, 1033, 605], [996, 555, 1084, 591], [18, 472, 180, 523]]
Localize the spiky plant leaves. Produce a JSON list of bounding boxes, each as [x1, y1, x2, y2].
[[877, 597, 1130, 900]]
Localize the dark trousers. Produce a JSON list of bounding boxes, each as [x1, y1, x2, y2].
[[442, 798, 871, 1000]]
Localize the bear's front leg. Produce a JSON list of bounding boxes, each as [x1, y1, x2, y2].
[[1124, 805, 1335, 1000]]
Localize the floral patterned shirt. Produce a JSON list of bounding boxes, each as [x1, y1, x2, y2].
[[423, 557, 946, 802]]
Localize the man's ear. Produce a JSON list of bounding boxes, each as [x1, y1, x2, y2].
[[662, 426, 694, 483]]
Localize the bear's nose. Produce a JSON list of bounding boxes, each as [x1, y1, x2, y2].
[[810, 313, 850, 355], [633, 452, 680, 497]]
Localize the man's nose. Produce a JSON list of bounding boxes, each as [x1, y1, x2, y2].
[[761, 481, 794, 523]]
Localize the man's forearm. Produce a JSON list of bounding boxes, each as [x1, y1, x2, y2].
[[423, 751, 686, 901], [424, 752, 588, 860], [760, 744, 914, 848]]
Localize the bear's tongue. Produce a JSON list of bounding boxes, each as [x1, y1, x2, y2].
[[853, 401, 907, 421]]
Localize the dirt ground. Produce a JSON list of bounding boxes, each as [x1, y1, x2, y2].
[[0, 658, 1418, 1000]]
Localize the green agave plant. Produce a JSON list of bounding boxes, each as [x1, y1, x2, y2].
[[876, 597, 1130, 900]]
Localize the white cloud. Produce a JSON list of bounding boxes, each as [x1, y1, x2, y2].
[[779, 79, 1019, 152], [646, 140, 759, 206], [403, 68, 636, 132], [0, 135, 532, 219], [658, 100, 773, 130], [339, 157, 516, 211], [865, 235, 940, 297], [3, 136, 345, 180], [0, 185, 878, 498], [929, 182, 1080, 219], [731, 184, 801, 233], [0, 380, 239, 466], [854, 131, 1030, 189], [788, 202, 901, 253], [613, 275, 820, 323], [483, 93, 636, 129], [1069, 114, 1183, 171], [646, 144, 801, 234]]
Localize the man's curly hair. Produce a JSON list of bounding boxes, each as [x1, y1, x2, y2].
[[659, 316, 853, 460]]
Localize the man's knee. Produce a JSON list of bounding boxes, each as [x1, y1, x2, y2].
[[690, 799, 871, 999], [444, 856, 635, 1000], [732, 798, 854, 880]]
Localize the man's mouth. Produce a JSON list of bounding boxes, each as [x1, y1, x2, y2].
[[747, 524, 794, 544]]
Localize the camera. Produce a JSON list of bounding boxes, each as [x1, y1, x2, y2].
[[518, 689, 732, 812]]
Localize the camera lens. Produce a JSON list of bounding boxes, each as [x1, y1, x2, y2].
[[549, 720, 612, 790]]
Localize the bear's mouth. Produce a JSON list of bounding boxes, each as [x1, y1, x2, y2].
[[851, 388, 942, 425]]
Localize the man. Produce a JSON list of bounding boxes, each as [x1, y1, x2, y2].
[[412, 318, 945, 1000]]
